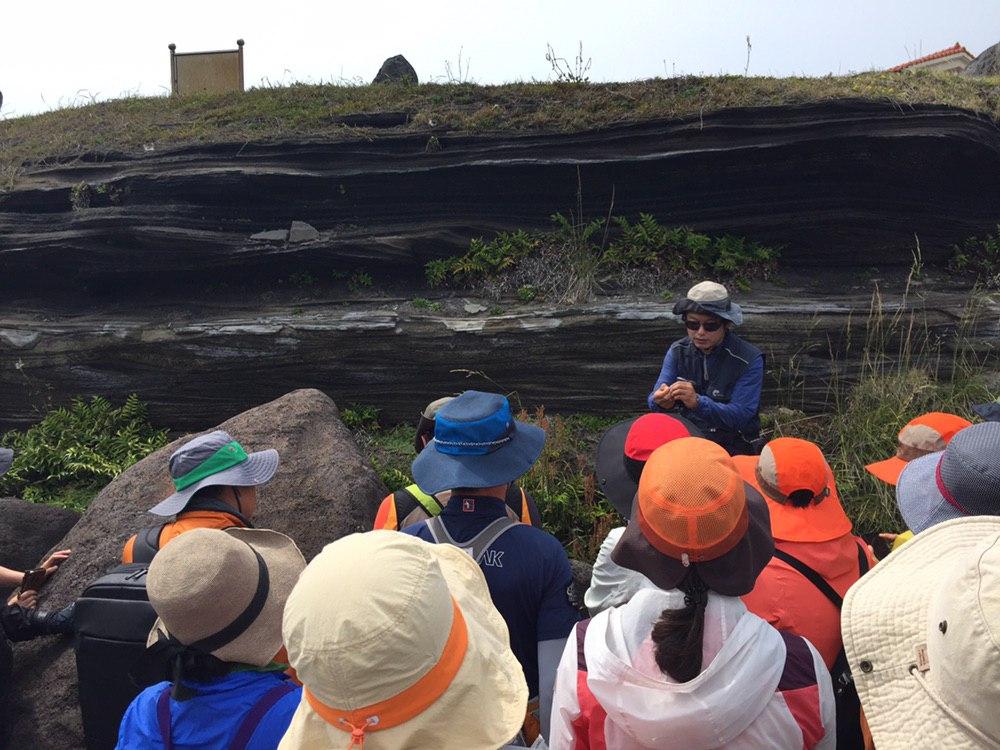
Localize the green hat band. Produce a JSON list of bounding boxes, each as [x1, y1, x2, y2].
[[172, 441, 248, 491]]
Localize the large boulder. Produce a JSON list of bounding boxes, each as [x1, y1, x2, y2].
[[372, 54, 418, 84], [0, 499, 80, 594], [963, 41, 1000, 76], [7, 388, 386, 749]]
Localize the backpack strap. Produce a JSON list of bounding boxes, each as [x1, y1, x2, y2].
[[130, 524, 166, 564], [425, 515, 518, 564], [773, 542, 870, 611], [157, 686, 174, 750], [576, 618, 592, 672], [227, 682, 297, 750], [771, 548, 843, 609], [400, 484, 445, 517]]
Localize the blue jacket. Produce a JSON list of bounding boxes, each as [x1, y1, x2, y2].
[[648, 332, 763, 445], [115, 670, 301, 750]]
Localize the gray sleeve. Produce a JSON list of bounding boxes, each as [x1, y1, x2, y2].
[[537, 637, 567, 742]]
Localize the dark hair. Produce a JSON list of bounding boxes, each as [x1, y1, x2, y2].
[[787, 489, 816, 508], [650, 569, 709, 682], [414, 415, 435, 454]]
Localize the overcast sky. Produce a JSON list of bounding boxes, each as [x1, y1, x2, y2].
[[2, 0, 998, 119]]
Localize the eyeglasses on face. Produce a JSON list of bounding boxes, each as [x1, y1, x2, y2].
[[684, 318, 723, 332]]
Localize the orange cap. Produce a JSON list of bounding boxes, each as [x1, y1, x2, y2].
[[636, 437, 748, 562], [733, 437, 852, 543], [865, 412, 973, 486]]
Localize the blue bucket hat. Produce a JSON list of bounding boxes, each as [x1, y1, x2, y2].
[[411, 391, 546, 496], [148, 430, 279, 516], [896, 422, 1000, 534], [0, 448, 12, 477], [672, 280, 743, 326]]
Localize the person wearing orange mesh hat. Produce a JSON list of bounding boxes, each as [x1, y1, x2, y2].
[[736, 438, 875, 748], [865, 412, 971, 553], [550, 437, 835, 750]]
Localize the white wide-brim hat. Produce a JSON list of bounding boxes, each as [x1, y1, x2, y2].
[[842, 516, 1000, 749], [279, 531, 527, 750]]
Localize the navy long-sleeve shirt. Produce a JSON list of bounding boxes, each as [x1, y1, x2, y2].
[[647, 341, 764, 432]]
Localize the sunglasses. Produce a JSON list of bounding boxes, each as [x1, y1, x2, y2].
[[684, 319, 723, 332]]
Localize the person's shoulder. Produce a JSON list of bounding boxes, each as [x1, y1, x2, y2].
[[126, 680, 170, 714], [506, 523, 569, 559], [724, 332, 763, 362], [667, 337, 690, 353], [400, 519, 431, 538]]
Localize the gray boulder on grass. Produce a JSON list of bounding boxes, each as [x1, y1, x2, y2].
[[963, 41, 1000, 76], [7, 388, 386, 749], [372, 55, 418, 85]]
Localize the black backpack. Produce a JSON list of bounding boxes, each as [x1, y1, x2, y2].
[[74, 563, 159, 750], [772, 543, 870, 750]]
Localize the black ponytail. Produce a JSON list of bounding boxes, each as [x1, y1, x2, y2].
[[650, 569, 709, 683]]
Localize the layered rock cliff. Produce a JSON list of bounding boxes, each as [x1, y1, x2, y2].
[[2, 99, 999, 429]]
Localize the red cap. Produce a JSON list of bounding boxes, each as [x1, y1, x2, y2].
[[624, 414, 692, 462]]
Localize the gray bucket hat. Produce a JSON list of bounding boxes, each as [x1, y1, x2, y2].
[[0, 448, 12, 477], [897, 422, 1000, 534], [148, 430, 279, 516], [672, 281, 743, 325]]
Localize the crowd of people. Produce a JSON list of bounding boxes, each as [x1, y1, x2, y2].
[[2, 281, 1000, 749]]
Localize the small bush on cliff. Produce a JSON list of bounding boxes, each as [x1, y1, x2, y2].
[[0, 395, 168, 510], [426, 212, 778, 300], [952, 225, 1000, 288]]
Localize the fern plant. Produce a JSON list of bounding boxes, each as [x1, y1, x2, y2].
[[0, 395, 168, 510]]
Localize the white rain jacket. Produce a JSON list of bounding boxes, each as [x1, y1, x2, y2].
[[550, 588, 835, 749], [583, 528, 656, 616]]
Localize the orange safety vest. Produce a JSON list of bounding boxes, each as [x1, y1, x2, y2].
[[122, 510, 246, 564]]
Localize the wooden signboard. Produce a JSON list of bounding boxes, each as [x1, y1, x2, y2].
[[169, 39, 245, 96]]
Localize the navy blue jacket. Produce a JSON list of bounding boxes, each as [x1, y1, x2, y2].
[[648, 331, 764, 450]]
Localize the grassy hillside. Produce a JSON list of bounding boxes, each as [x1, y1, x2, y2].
[[2, 71, 998, 189]]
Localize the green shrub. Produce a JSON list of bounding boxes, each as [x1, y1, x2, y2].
[[411, 297, 443, 311], [425, 212, 778, 298], [0, 395, 168, 510], [348, 270, 374, 293], [426, 230, 537, 286], [340, 403, 380, 431], [516, 285, 538, 302], [952, 225, 1000, 287]]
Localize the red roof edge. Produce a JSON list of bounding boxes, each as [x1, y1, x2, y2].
[[890, 43, 974, 72]]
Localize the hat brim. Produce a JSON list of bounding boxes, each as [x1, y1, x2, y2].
[[672, 299, 743, 326], [732, 455, 852, 543], [278, 541, 527, 750], [896, 451, 961, 534], [0, 448, 12, 477], [865, 456, 908, 486], [596, 417, 704, 519], [148, 448, 279, 516], [842, 517, 1000, 749], [411, 421, 545, 496], [611, 483, 774, 596], [973, 402, 1000, 422], [147, 527, 306, 666]]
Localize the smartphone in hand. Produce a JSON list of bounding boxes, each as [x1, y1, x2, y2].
[[21, 568, 47, 592]]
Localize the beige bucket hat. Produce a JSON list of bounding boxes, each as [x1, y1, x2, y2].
[[842, 516, 1000, 749], [279, 531, 527, 750], [146, 527, 306, 667]]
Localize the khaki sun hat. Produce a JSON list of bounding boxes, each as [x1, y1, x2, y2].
[[842, 516, 1000, 749], [865, 412, 972, 486], [279, 531, 527, 750], [146, 527, 306, 668]]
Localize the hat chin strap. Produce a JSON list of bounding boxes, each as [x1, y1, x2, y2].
[[305, 598, 469, 748], [909, 666, 1000, 749]]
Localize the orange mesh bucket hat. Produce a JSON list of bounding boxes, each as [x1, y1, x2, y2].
[[612, 436, 774, 596], [866, 412, 972, 486], [733, 438, 852, 543]]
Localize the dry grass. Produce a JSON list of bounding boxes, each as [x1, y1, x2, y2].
[[2, 71, 999, 190]]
